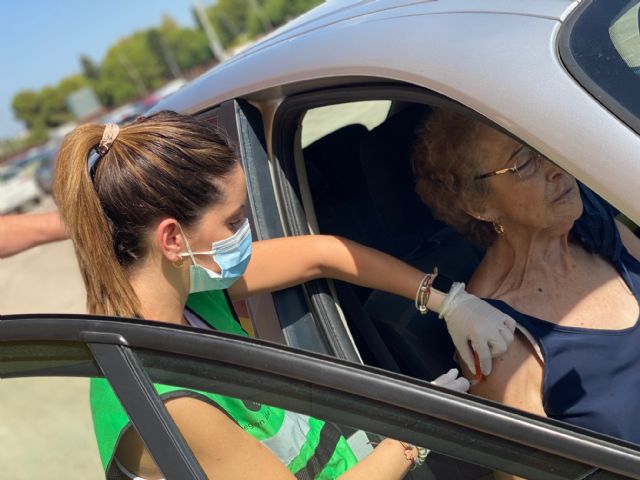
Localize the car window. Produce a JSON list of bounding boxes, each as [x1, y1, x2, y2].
[[5, 318, 634, 480], [0, 375, 103, 478], [135, 345, 620, 480], [561, 0, 640, 134], [610, 2, 640, 72], [0, 341, 104, 478], [301, 100, 391, 148]]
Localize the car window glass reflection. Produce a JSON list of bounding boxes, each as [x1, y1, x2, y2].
[[609, 1, 640, 76], [94, 350, 492, 480], [301, 100, 391, 148], [0, 376, 103, 478]]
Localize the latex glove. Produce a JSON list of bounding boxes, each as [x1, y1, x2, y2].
[[431, 368, 470, 393], [439, 283, 516, 376]]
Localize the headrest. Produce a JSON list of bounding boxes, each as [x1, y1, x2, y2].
[[303, 124, 369, 197], [359, 104, 444, 247]]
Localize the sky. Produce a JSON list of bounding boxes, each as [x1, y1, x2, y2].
[[0, 0, 206, 140]]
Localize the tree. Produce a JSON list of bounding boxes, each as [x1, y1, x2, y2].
[[205, 0, 250, 48], [80, 55, 100, 81], [165, 27, 213, 71], [96, 31, 167, 106], [11, 75, 89, 131], [260, 0, 323, 30], [11, 90, 42, 130]]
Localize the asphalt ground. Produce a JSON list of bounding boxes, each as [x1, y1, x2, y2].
[[0, 196, 102, 479]]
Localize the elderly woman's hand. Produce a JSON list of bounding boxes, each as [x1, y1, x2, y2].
[[439, 283, 516, 376]]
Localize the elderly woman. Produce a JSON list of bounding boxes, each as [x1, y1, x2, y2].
[[412, 108, 640, 453]]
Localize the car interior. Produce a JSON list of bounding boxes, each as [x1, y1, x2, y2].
[[300, 101, 491, 479], [302, 101, 483, 380]]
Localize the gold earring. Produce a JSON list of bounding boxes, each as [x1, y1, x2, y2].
[[172, 256, 184, 268], [492, 221, 505, 235]]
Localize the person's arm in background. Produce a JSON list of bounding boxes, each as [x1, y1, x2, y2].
[[0, 211, 67, 258]]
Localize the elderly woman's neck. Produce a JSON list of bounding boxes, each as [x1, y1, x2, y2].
[[483, 228, 576, 293]]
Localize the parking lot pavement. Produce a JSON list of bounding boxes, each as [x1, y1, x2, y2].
[[0, 196, 103, 479]]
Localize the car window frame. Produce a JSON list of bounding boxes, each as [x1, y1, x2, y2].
[[217, 98, 337, 353], [559, 0, 640, 136], [2, 314, 640, 479], [270, 83, 521, 363]]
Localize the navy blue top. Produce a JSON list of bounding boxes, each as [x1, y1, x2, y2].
[[485, 184, 640, 444]]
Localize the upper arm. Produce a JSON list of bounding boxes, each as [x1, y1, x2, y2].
[[615, 219, 640, 261], [116, 396, 295, 479], [463, 331, 546, 417]]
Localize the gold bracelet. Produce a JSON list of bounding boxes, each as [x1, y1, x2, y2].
[[414, 267, 438, 315]]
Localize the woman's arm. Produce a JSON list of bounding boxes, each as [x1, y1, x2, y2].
[[230, 234, 516, 376], [116, 396, 413, 479], [228, 235, 446, 311], [0, 211, 66, 258]]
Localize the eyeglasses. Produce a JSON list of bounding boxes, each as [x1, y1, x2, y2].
[[474, 146, 545, 180]]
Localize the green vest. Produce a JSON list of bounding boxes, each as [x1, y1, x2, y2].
[[90, 289, 358, 479]]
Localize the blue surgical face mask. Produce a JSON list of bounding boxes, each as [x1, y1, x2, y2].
[[178, 218, 252, 293]]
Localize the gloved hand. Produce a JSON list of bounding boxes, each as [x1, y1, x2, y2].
[[439, 283, 516, 376], [431, 368, 470, 393]]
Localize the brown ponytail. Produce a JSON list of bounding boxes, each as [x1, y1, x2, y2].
[[53, 111, 238, 318]]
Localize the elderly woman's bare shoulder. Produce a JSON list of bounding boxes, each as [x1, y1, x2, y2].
[[464, 332, 546, 417]]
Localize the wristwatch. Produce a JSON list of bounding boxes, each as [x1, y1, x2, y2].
[[432, 271, 454, 294]]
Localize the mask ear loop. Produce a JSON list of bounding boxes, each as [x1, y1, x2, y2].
[[177, 223, 198, 266]]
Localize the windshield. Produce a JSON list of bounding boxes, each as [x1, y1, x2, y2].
[[561, 0, 640, 134]]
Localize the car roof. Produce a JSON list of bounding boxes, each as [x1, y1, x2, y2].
[[233, 0, 576, 61], [153, 0, 640, 223], [155, 0, 577, 114]]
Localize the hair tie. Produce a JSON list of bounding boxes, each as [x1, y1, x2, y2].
[[88, 123, 119, 179], [97, 123, 119, 156]]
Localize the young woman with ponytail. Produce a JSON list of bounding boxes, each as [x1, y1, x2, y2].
[[54, 111, 514, 479]]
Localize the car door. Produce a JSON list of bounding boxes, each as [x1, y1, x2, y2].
[[2, 313, 639, 480]]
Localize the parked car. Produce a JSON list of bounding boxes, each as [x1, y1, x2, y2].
[[33, 144, 60, 194], [0, 163, 42, 214], [4, 0, 640, 478]]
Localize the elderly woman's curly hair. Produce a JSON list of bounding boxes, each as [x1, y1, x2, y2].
[[412, 108, 497, 249]]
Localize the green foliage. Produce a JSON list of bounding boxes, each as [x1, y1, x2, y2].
[[257, 0, 324, 35], [11, 91, 41, 130], [11, 75, 88, 130], [9, 1, 321, 141], [80, 55, 100, 81], [165, 28, 213, 71], [205, 0, 249, 48], [96, 31, 167, 107]]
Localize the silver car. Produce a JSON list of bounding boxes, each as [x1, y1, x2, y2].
[[4, 1, 640, 478], [155, 0, 640, 376]]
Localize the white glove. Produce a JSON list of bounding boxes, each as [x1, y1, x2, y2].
[[439, 283, 516, 376], [431, 368, 470, 393]]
